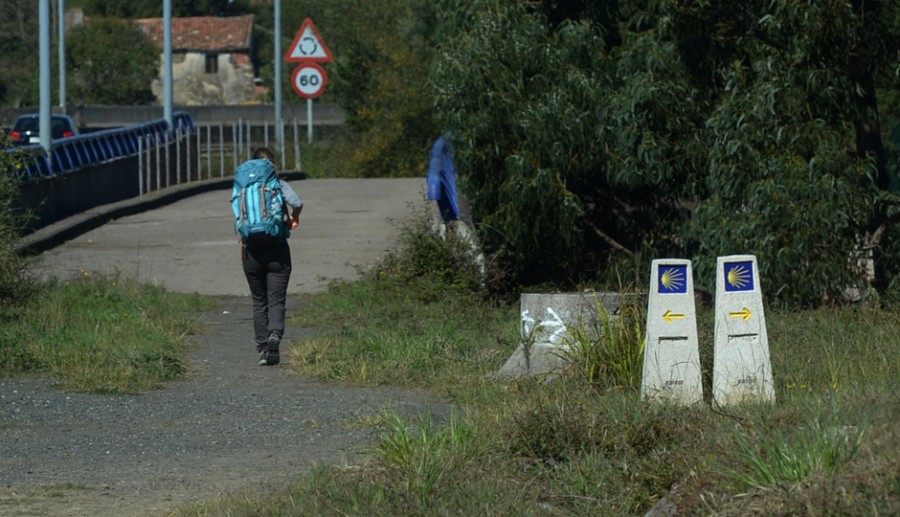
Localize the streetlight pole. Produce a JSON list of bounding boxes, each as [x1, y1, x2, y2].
[[164, 0, 173, 129], [58, 0, 66, 114], [275, 0, 284, 167], [40, 0, 52, 153]]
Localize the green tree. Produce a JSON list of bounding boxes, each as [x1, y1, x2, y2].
[[326, 0, 437, 177], [255, 0, 437, 177], [430, 1, 699, 284], [0, 0, 39, 107], [677, 0, 899, 304], [430, 0, 900, 306], [65, 18, 159, 106]]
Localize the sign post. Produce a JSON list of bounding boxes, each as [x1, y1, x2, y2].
[[712, 255, 775, 405], [641, 259, 703, 405], [285, 18, 332, 144]]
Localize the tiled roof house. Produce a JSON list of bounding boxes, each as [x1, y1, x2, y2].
[[134, 14, 264, 105]]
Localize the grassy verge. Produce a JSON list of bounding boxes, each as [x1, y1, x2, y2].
[[286, 274, 519, 402], [167, 221, 900, 515], [0, 272, 212, 394]]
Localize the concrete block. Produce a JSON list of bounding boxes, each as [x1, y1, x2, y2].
[[520, 292, 626, 347], [493, 292, 627, 380], [493, 342, 569, 379]]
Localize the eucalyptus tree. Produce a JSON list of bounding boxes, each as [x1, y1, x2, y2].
[[430, 0, 705, 286], [679, 0, 900, 304], [430, 0, 900, 306]]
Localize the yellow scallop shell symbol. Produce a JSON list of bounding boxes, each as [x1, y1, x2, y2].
[[727, 265, 751, 289], [661, 268, 684, 291]]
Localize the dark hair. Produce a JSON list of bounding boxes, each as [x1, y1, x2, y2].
[[252, 147, 275, 161]]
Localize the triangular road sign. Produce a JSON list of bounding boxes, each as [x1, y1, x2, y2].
[[285, 18, 332, 63]]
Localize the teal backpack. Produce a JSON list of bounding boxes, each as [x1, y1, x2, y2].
[[231, 158, 290, 245]]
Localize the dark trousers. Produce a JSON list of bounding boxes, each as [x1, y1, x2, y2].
[[242, 240, 292, 351]]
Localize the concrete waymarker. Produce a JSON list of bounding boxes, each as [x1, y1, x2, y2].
[[713, 255, 775, 405], [494, 292, 626, 379], [641, 259, 703, 405]]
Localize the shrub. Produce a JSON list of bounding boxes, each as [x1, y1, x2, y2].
[[0, 149, 36, 311]]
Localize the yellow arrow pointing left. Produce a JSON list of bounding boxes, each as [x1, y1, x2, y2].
[[663, 310, 685, 324], [729, 307, 753, 322]]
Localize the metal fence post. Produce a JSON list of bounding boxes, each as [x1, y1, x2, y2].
[[155, 132, 161, 191], [146, 134, 152, 193], [246, 120, 251, 160], [186, 125, 192, 182], [164, 130, 170, 189], [219, 123, 224, 178], [176, 126, 182, 184], [293, 117, 300, 172], [138, 136, 144, 196], [233, 122, 238, 169], [196, 125, 202, 181], [279, 118, 285, 171], [205, 124, 211, 180], [237, 118, 242, 163]]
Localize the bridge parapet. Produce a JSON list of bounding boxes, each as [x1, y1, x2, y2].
[[8, 112, 195, 181]]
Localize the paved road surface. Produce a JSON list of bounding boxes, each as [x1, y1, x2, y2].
[[29, 177, 430, 295]]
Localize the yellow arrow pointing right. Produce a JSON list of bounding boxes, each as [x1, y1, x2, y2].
[[729, 307, 753, 322]]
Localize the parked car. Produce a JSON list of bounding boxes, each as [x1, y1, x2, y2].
[[8, 114, 78, 146]]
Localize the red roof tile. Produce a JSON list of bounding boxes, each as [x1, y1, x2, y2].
[[135, 14, 254, 52]]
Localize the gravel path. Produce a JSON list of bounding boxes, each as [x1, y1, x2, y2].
[[1, 178, 452, 516], [0, 295, 451, 516]]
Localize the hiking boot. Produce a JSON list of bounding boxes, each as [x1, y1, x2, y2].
[[258, 350, 268, 366], [266, 332, 281, 366]]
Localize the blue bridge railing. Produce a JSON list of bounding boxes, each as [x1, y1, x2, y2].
[[7, 111, 195, 181]]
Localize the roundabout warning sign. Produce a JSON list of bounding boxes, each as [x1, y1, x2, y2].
[[285, 18, 332, 63]]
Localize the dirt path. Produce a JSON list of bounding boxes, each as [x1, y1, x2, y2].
[[2, 178, 451, 516], [0, 295, 451, 516]]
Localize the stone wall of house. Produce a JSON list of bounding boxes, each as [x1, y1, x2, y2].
[[151, 52, 260, 106]]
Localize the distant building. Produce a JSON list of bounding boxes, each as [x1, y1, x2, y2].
[[134, 14, 266, 106]]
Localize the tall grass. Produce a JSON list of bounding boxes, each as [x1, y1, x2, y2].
[[724, 415, 866, 489], [561, 291, 646, 390], [166, 222, 900, 515], [371, 408, 480, 505], [0, 272, 211, 393]]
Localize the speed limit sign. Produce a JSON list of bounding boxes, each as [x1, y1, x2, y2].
[[291, 63, 328, 98]]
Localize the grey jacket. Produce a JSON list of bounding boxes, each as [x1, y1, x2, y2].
[[279, 180, 303, 210]]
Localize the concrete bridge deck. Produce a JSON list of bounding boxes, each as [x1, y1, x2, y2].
[[27, 177, 428, 296]]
